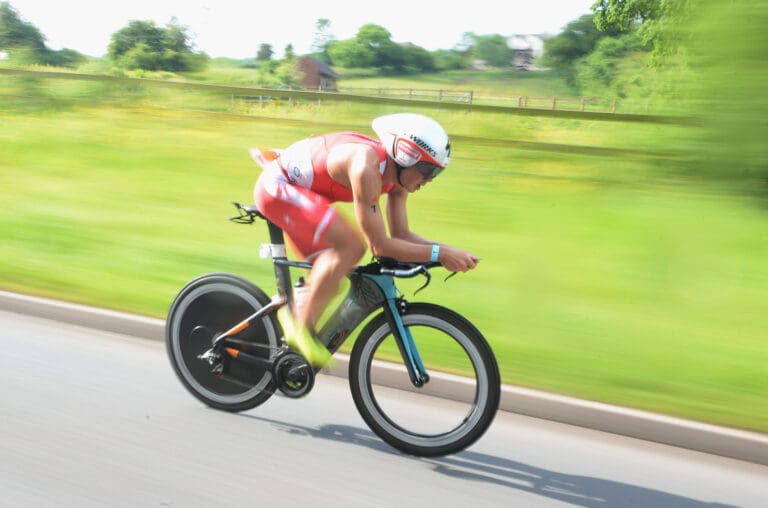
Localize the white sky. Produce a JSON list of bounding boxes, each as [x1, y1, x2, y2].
[[8, 0, 596, 58]]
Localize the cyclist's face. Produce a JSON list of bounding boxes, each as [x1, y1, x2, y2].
[[413, 161, 444, 180], [401, 164, 439, 192]]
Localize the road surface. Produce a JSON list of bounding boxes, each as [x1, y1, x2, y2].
[[1, 310, 766, 507]]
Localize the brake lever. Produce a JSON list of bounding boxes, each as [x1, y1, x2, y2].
[[413, 266, 432, 295], [442, 257, 479, 282], [414, 267, 464, 294]]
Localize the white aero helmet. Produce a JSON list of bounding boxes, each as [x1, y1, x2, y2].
[[372, 113, 451, 177]]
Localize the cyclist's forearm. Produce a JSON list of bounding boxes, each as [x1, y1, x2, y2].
[[369, 236, 438, 263], [391, 229, 433, 245]]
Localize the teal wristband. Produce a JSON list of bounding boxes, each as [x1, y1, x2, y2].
[[430, 244, 440, 262]]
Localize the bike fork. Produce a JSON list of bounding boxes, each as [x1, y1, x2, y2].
[[367, 275, 430, 387]]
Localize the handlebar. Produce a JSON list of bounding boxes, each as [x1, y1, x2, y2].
[[355, 259, 449, 294], [380, 264, 439, 278], [355, 258, 441, 277]]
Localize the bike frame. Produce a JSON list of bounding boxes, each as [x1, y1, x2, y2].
[[218, 204, 430, 386]]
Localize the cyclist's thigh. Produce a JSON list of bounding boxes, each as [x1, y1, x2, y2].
[[254, 171, 337, 259], [320, 214, 367, 265]]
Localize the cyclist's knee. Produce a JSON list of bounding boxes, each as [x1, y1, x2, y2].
[[336, 239, 366, 267], [324, 218, 365, 267]]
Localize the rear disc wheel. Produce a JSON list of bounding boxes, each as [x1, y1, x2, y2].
[[166, 273, 281, 412]]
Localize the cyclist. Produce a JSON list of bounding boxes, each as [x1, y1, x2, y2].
[[251, 113, 479, 366]]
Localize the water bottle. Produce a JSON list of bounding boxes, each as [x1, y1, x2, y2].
[[293, 277, 309, 314]]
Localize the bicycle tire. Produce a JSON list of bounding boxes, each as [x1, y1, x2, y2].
[[166, 273, 281, 412], [349, 303, 500, 457]]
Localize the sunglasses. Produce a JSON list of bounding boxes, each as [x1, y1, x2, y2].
[[414, 161, 444, 180]]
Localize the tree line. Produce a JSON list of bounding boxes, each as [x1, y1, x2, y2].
[[0, 1, 518, 75], [547, 0, 767, 189], [0, 2, 209, 72], [2, 0, 666, 86]]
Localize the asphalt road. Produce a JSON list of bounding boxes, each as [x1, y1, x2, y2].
[[1, 310, 766, 508]]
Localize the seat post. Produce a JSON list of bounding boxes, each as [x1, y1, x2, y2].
[[266, 221, 292, 298], [266, 220, 285, 245]]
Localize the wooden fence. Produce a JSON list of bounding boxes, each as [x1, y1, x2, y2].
[[0, 68, 694, 125], [337, 86, 649, 114], [340, 87, 474, 104]]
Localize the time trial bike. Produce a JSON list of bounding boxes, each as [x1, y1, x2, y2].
[[165, 202, 500, 457]]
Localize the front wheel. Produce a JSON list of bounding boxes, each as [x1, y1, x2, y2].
[[349, 303, 500, 457], [166, 273, 281, 412]]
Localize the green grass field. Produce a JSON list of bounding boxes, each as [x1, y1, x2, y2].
[[1, 74, 766, 434]]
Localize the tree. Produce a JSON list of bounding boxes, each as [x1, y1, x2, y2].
[[254, 58, 300, 89], [432, 49, 469, 71], [542, 14, 629, 88], [256, 43, 273, 62], [591, 0, 689, 57], [283, 43, 295, 60], [574, 32, 645, 97], [327, 24, 435, 74], [44, 47, 86, 68], [327, 24, 387, 69], [591, 0, 663, 30], [327, 38, 370, 68], [402, 44, 436, 73], [0, 2, 46, 57], [108, 19, 207, 72], [543, 15, 610, 66], [466, 33, 515, 68], [354, 24, 405, 71], [310, 18, 334, 63], [0, 2, 87, 67], [109, 20, 164, 60]]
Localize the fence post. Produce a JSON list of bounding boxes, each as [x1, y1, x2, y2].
[[468, 91, 473, 105], [611, 99, 617, 113], [581, 97, 586, 111], [552, 97, 557, 110]]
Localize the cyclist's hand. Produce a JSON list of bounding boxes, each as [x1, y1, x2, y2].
[[439, 245, 479, 272]]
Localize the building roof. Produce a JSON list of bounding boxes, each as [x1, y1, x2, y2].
[[303, 56, 339, 78]]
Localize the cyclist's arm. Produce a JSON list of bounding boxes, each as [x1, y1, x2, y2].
[[348, 152, 434, 263], [385, 186, 433, 244], [385, 186, 479, 271], [348, 152, 478, 271]]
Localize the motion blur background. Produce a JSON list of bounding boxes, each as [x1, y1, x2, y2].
[[1, 1, 766, 434]]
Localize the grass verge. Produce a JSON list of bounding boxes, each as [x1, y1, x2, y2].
[[1, 102, 766, 433]]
